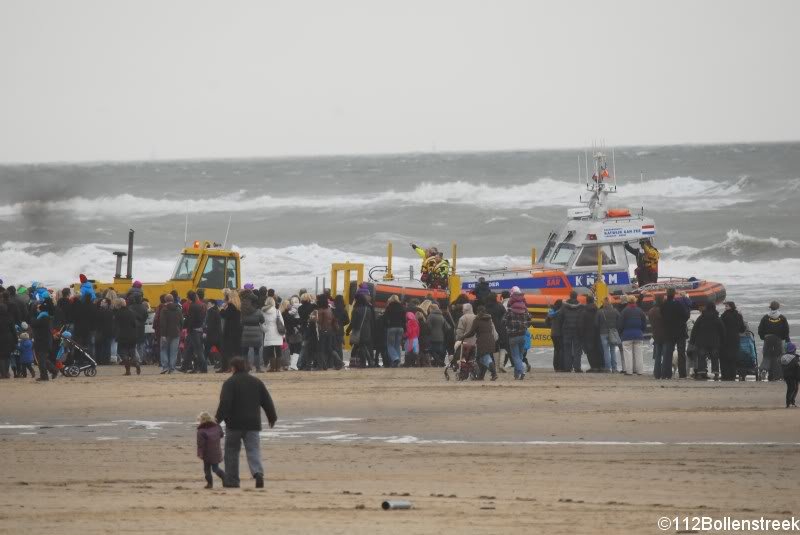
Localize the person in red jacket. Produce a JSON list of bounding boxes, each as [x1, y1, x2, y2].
[[196, 411, 226, 488]]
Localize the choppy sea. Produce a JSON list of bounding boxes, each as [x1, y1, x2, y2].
[[1, 142, 799, 333]]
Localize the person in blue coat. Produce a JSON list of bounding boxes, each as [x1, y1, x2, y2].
[[617, 295, 648, 375], [17, 332, 35, 378], [78, 274, 96, 301]]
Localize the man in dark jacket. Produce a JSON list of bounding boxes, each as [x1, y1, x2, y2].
[[55, 289, 73, 329], [546, 299, 564, 371], [557, 291, 584, 372], [0, 303, 18, 379], [758, 301, 791, 381], [114, 299, 140, 375], [183, 291, 208, 373], [648, 296, 666, 379], [205, 300, 223, 369], [720, 301, 745, 381], [158, 295, 183, 374], [383, 297, 406, 367], [31, 309, 57, 380], [347, 294, 376, 367], [72, 293, 96, 350], [689, 302, 726, 380], [94, 299, 115, 365], [215, 357, 277, 488], [473, 277, 492, 303], [128, 295, 149, 364], [660, 288, 690, 379], [581, 296, 603, 372]]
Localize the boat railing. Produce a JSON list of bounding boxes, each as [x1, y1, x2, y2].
[[636, 276, 702, 293], [462, 265, 548, 277]]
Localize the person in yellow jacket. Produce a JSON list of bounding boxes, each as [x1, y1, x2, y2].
[[411, 243, 439, 285], [431, 252, 451, 289], [624, 239, 660, 285]]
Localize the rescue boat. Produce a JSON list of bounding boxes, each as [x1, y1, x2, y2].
[[351, 149, 726, 347]]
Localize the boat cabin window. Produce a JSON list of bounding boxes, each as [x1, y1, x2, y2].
[[574, 245, 616, 267], [225, 257, 238, 289], [539, 232, 557, 263], [198, 256, 226, 289], [172, 254, 198, 280], [550, 243, 576, 265]]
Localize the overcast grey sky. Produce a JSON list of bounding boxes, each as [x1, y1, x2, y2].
[[1, 0, 798, 163]]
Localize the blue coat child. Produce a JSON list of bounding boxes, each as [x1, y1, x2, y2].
[[18, 335, 34, 364]]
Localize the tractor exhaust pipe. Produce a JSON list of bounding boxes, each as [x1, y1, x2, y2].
[[126, 229, 134, 279], [113, 252, 125, 279]]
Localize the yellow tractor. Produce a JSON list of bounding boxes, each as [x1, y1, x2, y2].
[[74, 230, 241, 304]]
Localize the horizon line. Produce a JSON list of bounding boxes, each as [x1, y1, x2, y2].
[[1, 138, 798, 167]]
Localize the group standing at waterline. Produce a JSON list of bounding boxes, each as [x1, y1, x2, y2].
[[0, 276, 797, 407]]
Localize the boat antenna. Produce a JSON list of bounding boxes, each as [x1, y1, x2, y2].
[[577, 154, 581, 186], [223, 215, 233, 249], [584, 150, 589, 185], [184, 212, 189, 247], [611, 147, 617, 190]]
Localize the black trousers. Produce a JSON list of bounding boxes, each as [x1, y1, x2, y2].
[[695, 347, 719, 376], [0, 356, 10, 378], [662, 337, 687, 378], [719, 358, 737, 381], [36, 347, 56, 379], [552, 336, 562, 371], [785, 377, 798, 407], [94, 336, 112, 365]]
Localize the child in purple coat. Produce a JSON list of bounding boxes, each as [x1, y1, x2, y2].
[[196, 411, 226, 488]]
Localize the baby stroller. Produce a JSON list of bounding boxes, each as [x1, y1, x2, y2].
[[58, 332, 98, 378], [736, 330, 760, 382], [444, 342, 479, 381]]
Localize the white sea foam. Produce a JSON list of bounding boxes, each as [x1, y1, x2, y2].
[[112, 420, 182, 430], [0, 176, 749, 220], [2, 239, 799, 293], [662, 229, 800, 261]]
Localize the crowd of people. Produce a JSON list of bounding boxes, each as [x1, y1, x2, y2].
[[0, 276, 796, 404], [544, 288, 797, 403]]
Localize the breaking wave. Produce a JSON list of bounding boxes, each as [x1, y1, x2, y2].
[[0, 176, 750, 220], [2, 239, 800, 294], [663, 229, 800, 262]]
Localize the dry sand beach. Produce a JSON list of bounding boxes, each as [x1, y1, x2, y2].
[[1, 367, 798, 534]]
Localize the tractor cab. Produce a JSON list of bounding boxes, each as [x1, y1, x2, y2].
[[170, 240, 241, 298], [78, 231, 241, 304]]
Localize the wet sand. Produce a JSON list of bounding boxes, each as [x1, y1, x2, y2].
[[1, 367, 798, 534]]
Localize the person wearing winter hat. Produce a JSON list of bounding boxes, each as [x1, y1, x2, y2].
[[355, 282, 371, 299], [125, 280, 143, 303], [78, 274, 96, 301], [758, 301, 790, 381], [780, 342, 799, 408]]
